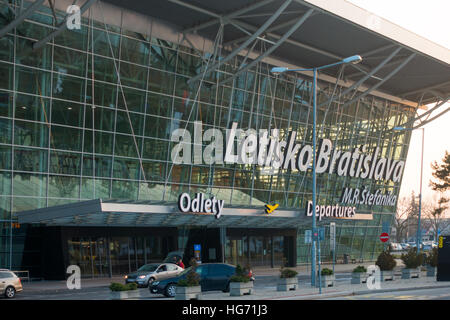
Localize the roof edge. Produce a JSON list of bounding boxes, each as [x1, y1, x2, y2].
[[302, 0, 450, 65]]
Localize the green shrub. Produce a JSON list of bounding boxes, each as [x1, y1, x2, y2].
[[401, 248, 424, 269], [178, 258, 200, 287], [352, 265, 367, 273], [425, 248, 438, 267], [280, 268, 298, 279], [321, 268, 333, 276], [230, 264, 251, 283], [376, 249, 397, 271], [109, 282, 138, 291]]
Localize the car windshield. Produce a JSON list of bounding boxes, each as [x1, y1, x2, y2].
[[137, 264, 159, 272]]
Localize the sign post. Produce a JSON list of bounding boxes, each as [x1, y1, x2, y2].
[[330, 222, 336, 276]]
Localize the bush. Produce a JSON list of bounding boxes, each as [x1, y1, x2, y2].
[[352, 265, 367, 273], [321, 268, 333, 276], [109, 282, 138, 291], [280, 268, 298, 279], [376, 249, 397, 271], [425, 248, 438, 267], [401, 248, 424, 269], [230, 264, 251, 283], [178, 258, 200, 287]]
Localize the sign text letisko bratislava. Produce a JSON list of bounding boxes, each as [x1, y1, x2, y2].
[[171, 121, 405, 182]]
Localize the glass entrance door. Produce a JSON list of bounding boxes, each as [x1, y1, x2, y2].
[[249, 236, 272, 267]]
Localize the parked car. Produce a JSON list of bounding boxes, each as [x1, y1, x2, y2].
[[124, 263, 184, 288], [401, 243, 410, 250], [150, 263, 245, 297], [0, 269, 23, 298], [390, 243, 402, 251]]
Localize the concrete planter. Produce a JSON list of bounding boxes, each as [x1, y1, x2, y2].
[[175, 286, 201, 300], [426, 266, 437, 277], [277, 277, 298, 291], [230, 281, 253, 296], [316, 275, 335, 287], [380, 270, 395, 281], [351, 272, 368, 284], [110, 289, 142, 300], [401, 268, 421, 279]]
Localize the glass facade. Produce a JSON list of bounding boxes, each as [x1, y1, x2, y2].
[[0, 1, 415, 271]]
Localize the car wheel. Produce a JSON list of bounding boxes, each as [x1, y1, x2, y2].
[[147, 277, 155, 287], [5, 286, 15, 299], [164, 283, 176, 298], [222, 282, 230, 293]]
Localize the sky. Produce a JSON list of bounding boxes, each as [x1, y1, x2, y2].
[[347, 0, 450, 208]]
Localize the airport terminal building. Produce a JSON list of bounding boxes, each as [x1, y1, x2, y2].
[[0, 0, 449, 279]]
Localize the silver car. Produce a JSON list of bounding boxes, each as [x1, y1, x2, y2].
[[0, 269, 23, 299], [125, 263, 184, 287]]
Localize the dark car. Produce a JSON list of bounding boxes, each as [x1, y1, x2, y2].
[[149, 263, 237, 297], [125, 263, 184, 287]]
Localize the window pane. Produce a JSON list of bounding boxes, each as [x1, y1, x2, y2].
[[48, 175, 80, 198], [51, 99, 84, 127], [13, 173, 47, 197], [14, 148, 48, 173], [50, 151, 81, 175], [14, 120, 49, 148], [51, 125, 82, 151], [15, 93, 49, 122]]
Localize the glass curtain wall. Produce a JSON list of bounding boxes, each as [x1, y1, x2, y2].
[[0, 0, 415, 269]]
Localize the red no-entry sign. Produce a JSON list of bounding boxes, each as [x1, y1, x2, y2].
[[380, 232, 390, 243]]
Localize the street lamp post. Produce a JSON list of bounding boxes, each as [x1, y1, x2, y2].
[[394, 126, 425, 253], [271, 55, 362, 289]]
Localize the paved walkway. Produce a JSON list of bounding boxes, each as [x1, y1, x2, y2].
[[198, 276, 450, 300]]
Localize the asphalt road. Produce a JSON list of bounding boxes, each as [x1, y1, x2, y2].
[[325, 287, 450, 300], [7, 273, 354, 300]]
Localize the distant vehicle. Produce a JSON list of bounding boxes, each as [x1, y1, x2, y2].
[[0, 269, 23, 298], [149, 263, 243, 297], [400, 243, 410, 250], [432, 242, 438, 248], [390, 243, 402, 251], [124, 263, 184, 288], [163, 251, 184, 264]]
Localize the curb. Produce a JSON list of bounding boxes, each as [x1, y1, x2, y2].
[[352, 284, 450, 296]]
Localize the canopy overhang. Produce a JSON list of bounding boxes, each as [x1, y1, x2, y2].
[[16, 199, 372, 228], [94, 0, 450, 106]]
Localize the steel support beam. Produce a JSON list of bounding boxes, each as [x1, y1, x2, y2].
[[33, 0, 97, 50], [188, 0, 293, 85], [360, 44, 396, 58], [217, 8, 315, 87], [226, 18, 373, 78], [319, 47, 402, 108], [399, 80, 450, 98], [412, 105, 450, 130], [0, 0, 46, 38], [397, 96, 449, 128], [167, 0, 220, 18], [183, 0, 275, 34], [340, 53, 417, 109], [345, 56, 408, 80]]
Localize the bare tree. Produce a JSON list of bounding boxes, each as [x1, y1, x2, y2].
[[424, 193, 449, 241], [394, 192, 419, 242]]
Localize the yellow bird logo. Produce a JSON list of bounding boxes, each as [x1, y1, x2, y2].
[[264, 203, 279, 214]]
